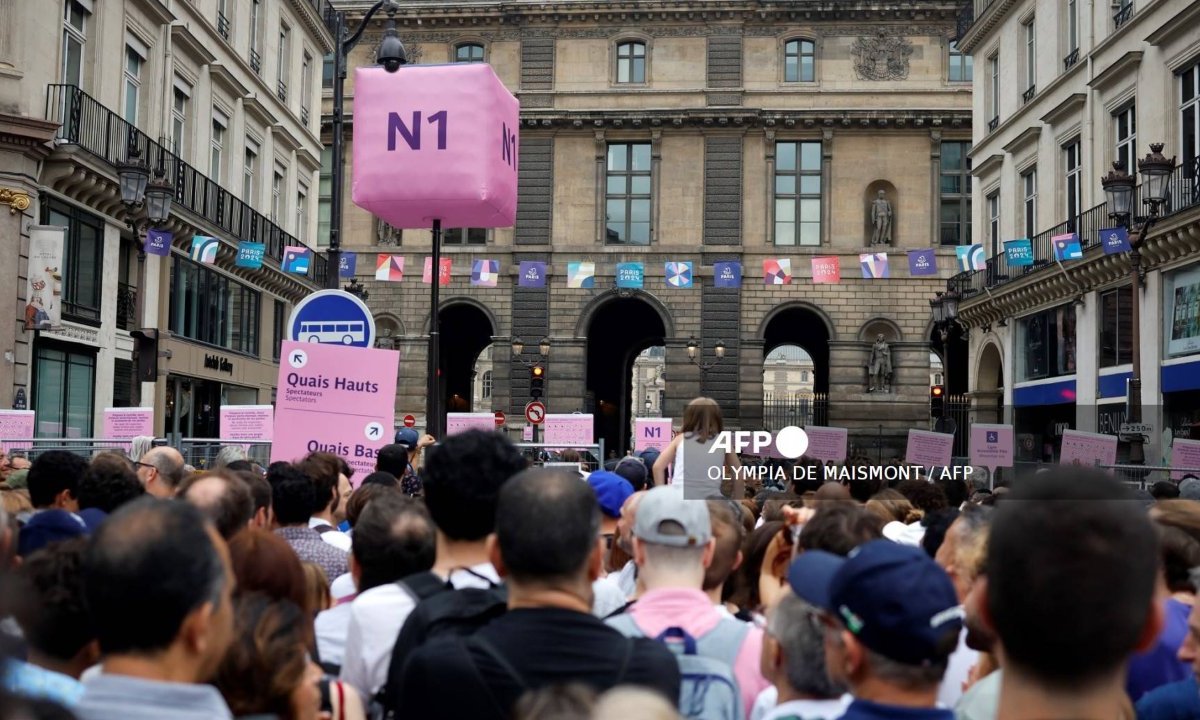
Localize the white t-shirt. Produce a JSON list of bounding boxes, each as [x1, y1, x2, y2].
[[938, 627, 978, 709], [329, 573, 356, 602], [339, 562, 499, 698], [314, 601, 353, 669], [761, 695, 852, 720], [309, 517, 352, 552]]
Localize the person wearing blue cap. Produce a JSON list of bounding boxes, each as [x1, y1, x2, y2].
[[788, 539, 963, 720], [391, 428, 436, 496], [587, 470, 635, 538]]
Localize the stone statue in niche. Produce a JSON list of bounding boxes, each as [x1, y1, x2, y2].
[[376, 218, 401, 246], [870, 190, 893, 245], [868, 333, 893, 393], [375, 326, 396, 350]]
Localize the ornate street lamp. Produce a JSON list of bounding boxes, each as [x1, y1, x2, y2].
[[686, 336, 726, 387]]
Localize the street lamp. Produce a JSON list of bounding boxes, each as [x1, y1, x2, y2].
[[929, 288, 961, 402], [1100, 142, 1176, 465], [510, 336, 551, 368], [686, 336, 726, 387], [342, 277, 369, 301], [326, 1, 407, 292], [117, 142, 173, 407]]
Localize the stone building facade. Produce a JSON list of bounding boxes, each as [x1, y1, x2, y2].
[[329, 0, 972, 454]]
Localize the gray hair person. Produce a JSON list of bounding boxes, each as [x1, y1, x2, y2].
[[758, 590, 850, 720], [211, 445, 248, 471], [128, 436, 156, 463]]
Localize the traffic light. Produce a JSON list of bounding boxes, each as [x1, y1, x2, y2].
[[530, 365, 545, 398], [930, 384, 945, 418], [131, 329, 159, 383]]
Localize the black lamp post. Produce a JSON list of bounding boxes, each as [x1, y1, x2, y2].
[[1100, 143, 1175, 465], [930, 288, 960, 396], [117, 143, 173, 406], [511, 337, 550, 441], [686, 336, 726, 388]]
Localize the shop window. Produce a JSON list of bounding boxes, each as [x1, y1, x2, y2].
[[1017, 305, 1077, 381], [33, 343, 95, 438]]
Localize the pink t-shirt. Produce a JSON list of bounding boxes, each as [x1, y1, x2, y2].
[[627, 587, 769, 716]]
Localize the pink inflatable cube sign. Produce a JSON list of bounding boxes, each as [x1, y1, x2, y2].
[[352, 63, 519, 229]]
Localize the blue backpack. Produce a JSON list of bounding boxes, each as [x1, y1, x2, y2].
[[607, 614, 748, 720]]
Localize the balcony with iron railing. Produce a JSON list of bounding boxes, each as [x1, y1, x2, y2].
[[250, 49, 262, 75], [987, 116, 999, 133], [1063, 48, 1080, 71], [949, 158, 1200, 298], [1022, 86, 1036, 104], [116, 282, 137, 331], [46, 84, 327, 287], [278, 80, 288, 103], [217, 12, 230, 40], [1114, 2, 1134, 29]]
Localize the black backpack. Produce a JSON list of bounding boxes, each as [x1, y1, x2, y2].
[[376, 569, 508, 718]]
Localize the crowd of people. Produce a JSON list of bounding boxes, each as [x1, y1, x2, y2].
[[0, 397, 1198, 720]]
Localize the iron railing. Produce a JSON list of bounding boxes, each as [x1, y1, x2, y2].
[[217, 12, 230, 40], [46, 84, 326, 286], [250, 49, 262, 74], [1114, 2, 1133, 29], [763, 393, 829, 431], [116, 282, 137, 331], [1022, 86, 1036, 104], [277, 80, 288, 103], [987, 116, 999, 132], [951, 156, 1200, 296], [955, 1, 975, 42], [1063, 48, 1080, 71]]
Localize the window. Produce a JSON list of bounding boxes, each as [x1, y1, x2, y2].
[[1022, 169, 1037, 239], [443, 228, 486, 245], [210, 114, 226, 180], [1064, 140, 1082, 230], [43, 199, 103, 322], [272, 168, 284, 223], [784, 39, 815, 82], [243, 143, 258, 205], [455, 43, 484, 63], [62, 1, 88, 87], [1181, 61, 1199, 180], [296, 186, 307, 243], [1018, 305, 1077, 380], [605, 143, 652, 245], [940, 141, 972, 245], [1115, 104, 1136, 174], [801, 370, 810, 383], [277, 24, 290, 101], [123, 44, 144, 126], [33, 344, 95, 438], [774, 141, 822, 246], [249, 0, 262, 73], [217, 0, 232, 41], [987, 191, 1001, 257], [948, 40, 972, 82], [171, 81, 190, 159], [272, 299, 286, 362], [1024, 19, 1036, 94], [987, 54, 999, 125], [322, 53, 334, 89], [481, 371, 493, 399], [1100, 286, 1133, 367], [169, 256, 261, 355], [1114, 0, 1133, 29], [616, 41, 646, 84], [301, 52, 313, 124], [1066, 0, 1079, 53], [317, 146, 332, 246]]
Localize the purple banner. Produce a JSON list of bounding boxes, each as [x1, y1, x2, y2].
[[907, 249, 937, 276], [144, 229, 172, 257], [518, 261, 546, 287]]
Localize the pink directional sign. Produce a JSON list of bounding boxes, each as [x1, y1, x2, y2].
[[970, 424, 1014, 470], [220, 405, 275, 441], [352, 63, 519, 229], [544, 414, 594, 447], [1172, 439, 1200, 480], [103, 407, 154, 444], [0, 410, 35, 452], [634, 418, 673, 452], [446, 413, 497, 437], [1059, 430, 1118, 467], [271, 341, 399, 479], [804, 427, 848, 462], [906, 429, 954, 467]]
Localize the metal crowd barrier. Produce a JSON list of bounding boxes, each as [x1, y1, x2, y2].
[[513, 442, 606, 473], [0, 438, 136, 459]]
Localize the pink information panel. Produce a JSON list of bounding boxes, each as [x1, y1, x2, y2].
[[905, 429, 954, 467], [804, 427, 849, 462], [634, 419, 673, 452], [544, 414, 594, 447], [1172, 439, 1200, 480], [271, 341, 399, 479], [970, 424, 1014, 470], [219, 405, 275, 441], [103, 408, 154, 444], [446, 413, 497, 436], [352, 63, 519, 229], [1059, 430, 1118, 467], [0, 410, 35, 452]]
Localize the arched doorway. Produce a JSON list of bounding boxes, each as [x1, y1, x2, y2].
[[760, 305, 832, 429], [976, 342, 1003, 393], [585, 297, 668, 457], [439, 303, 495, 414]]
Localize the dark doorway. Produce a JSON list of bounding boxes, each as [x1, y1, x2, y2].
[[439, 303, 495, 415], [762, 306, 831, 393], [586, 297, 667, 457]]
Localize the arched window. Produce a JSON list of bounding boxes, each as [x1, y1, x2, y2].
[[616, 41, 646, 84], [481, 370, 493, 399], [784, 39, 815, 82], [455, 43, 484, 63]]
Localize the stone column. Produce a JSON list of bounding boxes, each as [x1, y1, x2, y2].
[[738, 337, 765, 430], [929, 130, 942, 245], [821, 127, 834, 246]]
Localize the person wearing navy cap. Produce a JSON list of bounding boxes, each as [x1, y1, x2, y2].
[[788, 539, 962, 720], [392, 428, 436, 496], [587, 470, 635, 539]]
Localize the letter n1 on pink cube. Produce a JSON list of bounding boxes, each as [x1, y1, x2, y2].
[[351, 63, 519, 229]]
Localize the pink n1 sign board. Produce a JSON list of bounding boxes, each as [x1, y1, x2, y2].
[[446, 413, 497, 436], [0, 410, 35, 452], [270, 341, 399, 480], [969, 424, 1014, 470], [219, 405, 275, 441], [634, 419, 673, 452], [1059, 430, 1118, 467], [352, 64, 519, 229], [905, 429, 954, 467]]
